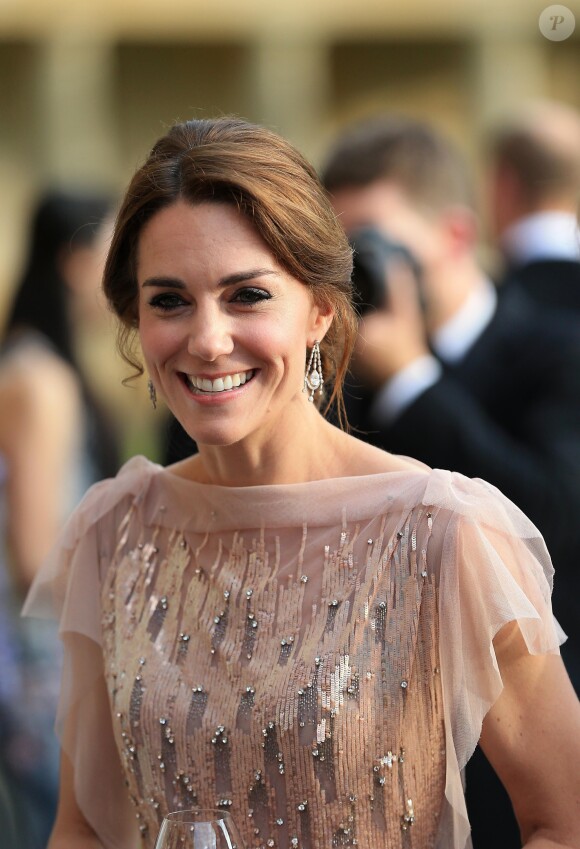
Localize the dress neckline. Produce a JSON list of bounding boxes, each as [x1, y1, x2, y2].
[[159, 452, 430, 492], [130, 455, 437, 532]]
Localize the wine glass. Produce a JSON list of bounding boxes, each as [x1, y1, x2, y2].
[[154, 808, 245, 849]]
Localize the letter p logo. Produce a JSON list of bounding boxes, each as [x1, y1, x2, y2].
[[539, 5, 576, 40]]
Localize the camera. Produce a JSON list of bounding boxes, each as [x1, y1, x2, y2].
[[349, 227, 424, 316]]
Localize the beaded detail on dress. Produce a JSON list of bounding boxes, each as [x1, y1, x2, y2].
[[101, 496, 446, 849], [23, 456, 565, 849]]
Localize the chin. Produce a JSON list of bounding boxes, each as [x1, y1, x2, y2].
[[189, 425, 249, 449]]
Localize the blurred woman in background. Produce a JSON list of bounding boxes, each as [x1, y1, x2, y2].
[[0, 190, 120, 848]]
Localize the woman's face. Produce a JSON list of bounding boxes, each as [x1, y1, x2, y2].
[[137, 200, 331, 448]]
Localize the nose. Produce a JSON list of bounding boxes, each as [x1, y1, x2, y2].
[[186, 303, 234, 362]]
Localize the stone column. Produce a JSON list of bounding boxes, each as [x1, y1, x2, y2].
[[35, 32, 119, 188], [247, 36, 332, 164], [468, 29, 550, 132]]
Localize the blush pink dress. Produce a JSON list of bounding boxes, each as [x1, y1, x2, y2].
[[24, 456, 564, 849]]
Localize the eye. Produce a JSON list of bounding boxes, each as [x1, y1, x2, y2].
[[231, 287, 272, 305], [148, 292, 188, 311]]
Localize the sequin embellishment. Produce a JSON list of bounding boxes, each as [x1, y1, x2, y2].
[[101, 499, 444, 848]]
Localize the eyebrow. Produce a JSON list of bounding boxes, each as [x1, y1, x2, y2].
[[141, 269, 280, 289]]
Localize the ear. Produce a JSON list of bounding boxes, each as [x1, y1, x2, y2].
[[441, 205, 478, 257], [308, 299, 334, 347], [488, 163, 524, 234]]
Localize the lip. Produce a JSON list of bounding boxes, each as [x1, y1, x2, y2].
[[179, 369, 258, 404]]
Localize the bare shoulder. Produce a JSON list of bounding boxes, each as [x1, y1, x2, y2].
[[0, 344, 79, 402], [167, 454, 204, 482], [0, 345, 81, 445], [329, 427, 428, 478]]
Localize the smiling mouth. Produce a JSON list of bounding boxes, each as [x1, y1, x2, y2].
[[184, 369, 256, 394]]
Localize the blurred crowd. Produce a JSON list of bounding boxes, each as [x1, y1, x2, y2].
[[321, 101, 580, 848], [0, 191, 121, 847], [1, 98, 580, 849]]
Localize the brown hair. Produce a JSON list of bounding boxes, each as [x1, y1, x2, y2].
[[103, 117, 356, 425], [490, 125, 580, 206], [321, 115, 474, 214]]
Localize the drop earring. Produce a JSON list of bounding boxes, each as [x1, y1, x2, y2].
[[147, 379, 157, 410], [303, 341, 323, 402]]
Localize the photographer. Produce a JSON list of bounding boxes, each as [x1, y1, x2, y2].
[[323, 115, 580, 848]]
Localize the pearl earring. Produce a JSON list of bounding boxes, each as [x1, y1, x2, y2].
[[303, 341, 323, 402]]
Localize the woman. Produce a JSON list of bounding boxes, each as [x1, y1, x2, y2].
[[1, 190, 119, 584], [0, 190, 120, 849], [27, 119, 580, 849]]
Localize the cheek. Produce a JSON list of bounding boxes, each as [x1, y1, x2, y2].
[[260, 311, 310, 363], [138, 316, 183, 365]]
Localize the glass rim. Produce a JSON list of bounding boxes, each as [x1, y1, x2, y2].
[[163, 808, 233, 824]]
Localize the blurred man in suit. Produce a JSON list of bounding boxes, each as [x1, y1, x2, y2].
[[488, 99, 580, 312], [322, 115, 580, 849]]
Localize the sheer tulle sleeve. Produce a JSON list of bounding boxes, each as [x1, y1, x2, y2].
[[423, 469, 566, 849], [23, 456, 156, 849]]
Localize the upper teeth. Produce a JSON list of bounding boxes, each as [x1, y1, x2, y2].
[[188, 370, 254, 392]]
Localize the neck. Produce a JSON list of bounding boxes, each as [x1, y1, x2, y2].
[[499, 198, 578, 236], [186, 402, 344, 487], [425, 256, 483, 333]]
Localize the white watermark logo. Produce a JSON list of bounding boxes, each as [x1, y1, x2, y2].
[[539, 5, 576, 40]]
